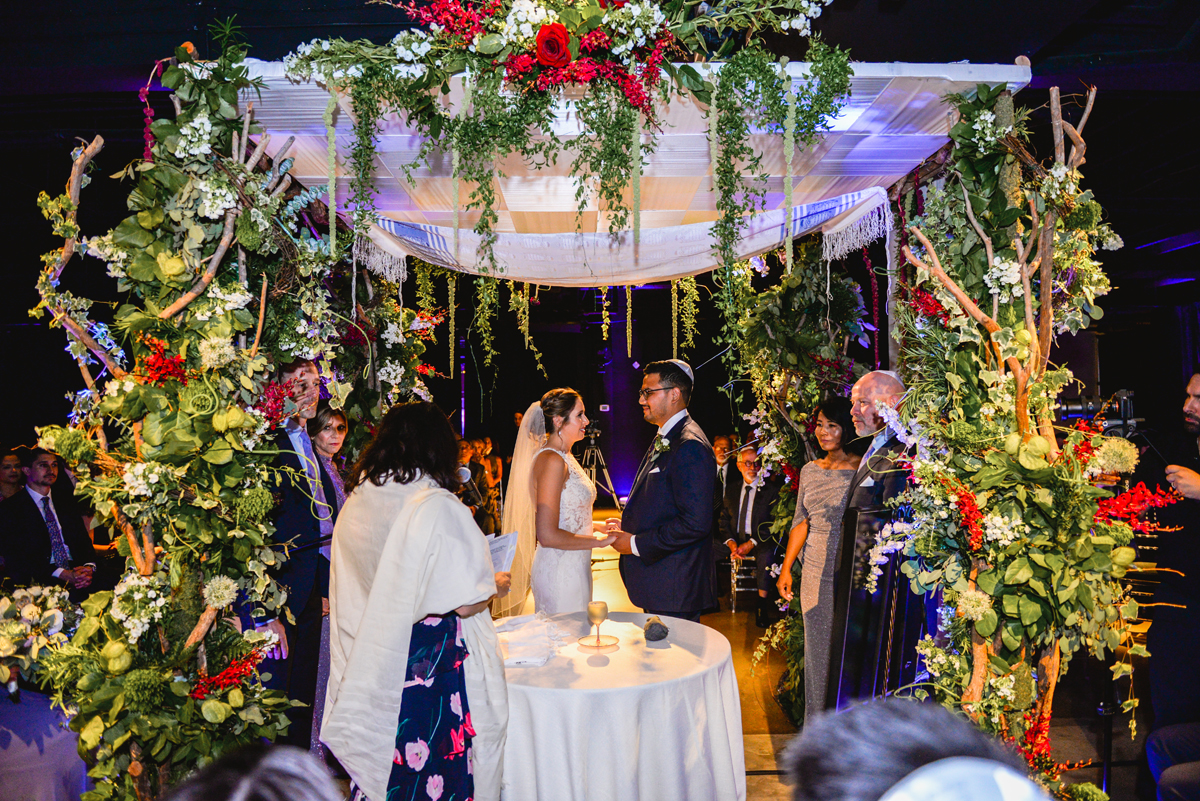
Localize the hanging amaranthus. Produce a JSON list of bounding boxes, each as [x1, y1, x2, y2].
[[625, 284, 633, 357], [510, 281, 531, 347], [678, 275, 700, 351], [671, 279, 679, 358], [783, 60, 797, 273], [324, 85, 339, 253], [600, 286, 610, 340], [452, 72, 474, 262], [632, 113, 643, 247], [447, 271, 457, 377], [415, 261, 437, 318]]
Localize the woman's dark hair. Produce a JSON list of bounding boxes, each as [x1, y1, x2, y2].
[[786, 699, 1025, 801], [346, 402, 460, 493], [541, 388, 582, 435], [815, 396, 867, 456], [306, 401, 348, 442], [163, 744, 341, 801]]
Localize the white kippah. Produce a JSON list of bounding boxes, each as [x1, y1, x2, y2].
[[667, 359, 694, 381]]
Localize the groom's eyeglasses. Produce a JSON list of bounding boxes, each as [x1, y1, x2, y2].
[[638, 387, 672, 400]]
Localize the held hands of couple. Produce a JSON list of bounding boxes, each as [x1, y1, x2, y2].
[[603, 518, 634, 554], [62, 565, 94, 589], [255, 619, 289, 660]]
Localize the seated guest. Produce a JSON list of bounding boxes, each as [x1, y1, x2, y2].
[[786, 699, 1036, 801], [777, 396, 863, 716], [718, 446, 782, 627], [0, 448, 23, 501], [323, 402, 509, 801], [0, 447, 96, 598], [163, 744, 341, 801]]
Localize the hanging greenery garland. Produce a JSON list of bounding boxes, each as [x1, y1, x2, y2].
[[625, 284, 633, 356], [677, 275, 700, 352], [324, 86, 339, 252], [632, 112, 643, 246], [473, 275, 501, 365], [671, 278, 679, 358], [601, 286, 610, 340], [448, 270, 457, 376], [782, 59, 797, 273]]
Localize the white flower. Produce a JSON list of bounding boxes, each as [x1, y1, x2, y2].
[[956, 589, 993, 622], [202, 575, 239, 610], [198, 337, 237, 370], [983, 259, 1024, 303], [378, 360, 407, 387], [1094, 436, 1139, 475], [382, 322, 406, 347]]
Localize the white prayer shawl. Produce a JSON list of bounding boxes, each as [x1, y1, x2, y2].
[[322, 475, 508, 801]]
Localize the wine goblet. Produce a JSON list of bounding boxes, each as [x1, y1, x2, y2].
[[587, 601, 608, 646]]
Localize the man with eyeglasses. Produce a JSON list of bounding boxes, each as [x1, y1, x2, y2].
[[607, 360, 717, 622]]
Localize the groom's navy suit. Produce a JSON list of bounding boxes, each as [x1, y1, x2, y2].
[[619, 413, 717, 618]]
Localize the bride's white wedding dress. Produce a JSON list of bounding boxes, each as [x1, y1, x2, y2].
[[530, 447, 598, 614]]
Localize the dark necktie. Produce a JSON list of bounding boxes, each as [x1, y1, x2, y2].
[[738, 484, 752, 539], [41, 497, 72, 569]]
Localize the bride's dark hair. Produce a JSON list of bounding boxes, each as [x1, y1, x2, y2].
[[346, 401, 460, 493], [540, 388, 582, 435]]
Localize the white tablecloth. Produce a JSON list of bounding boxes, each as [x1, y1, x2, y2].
[[500, 612, 745, 801]]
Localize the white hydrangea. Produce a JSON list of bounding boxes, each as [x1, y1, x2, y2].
[[392, 29, 434, 62], [193, 282, 254, 322], [606, 2, 667, 61], [956, 588, 993, 622], [982, 512, 1026, 548], [983, 259, 1024, 304], [84, 234, 131, 280], [172, 111, 214, 160], [194, 177, 237, 220], [916, 634, 953, 677], [110, 572, 168, 644], [378, 360, 407, 387], [501, 0, 557, 45], [382, 321, 406, 347], [122, 461, 170, 497], [989, 673, 1016, 702], [1100, 232, 1124, 251]]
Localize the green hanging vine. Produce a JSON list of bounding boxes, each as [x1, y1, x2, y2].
[[632, 112, 643, 247], [448, 270, 457, 376], [570, 83, 640, 235], [472, 275, 501, 366], [678, 275, 700, 352], [601, 286, 610, 341], [625, 284, 633, 357], [507, 281, 545, 375], [324, 85, 339, 253], [671, 278, 678, 358], [782, 60, 797, 273]]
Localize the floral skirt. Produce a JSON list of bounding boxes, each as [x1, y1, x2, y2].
[[385, 613, 475, 801]]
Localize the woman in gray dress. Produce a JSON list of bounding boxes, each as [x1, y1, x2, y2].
[[777, 396, 863, 718]]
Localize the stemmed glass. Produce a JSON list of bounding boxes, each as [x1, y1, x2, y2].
[[587, 601, 608, 646]]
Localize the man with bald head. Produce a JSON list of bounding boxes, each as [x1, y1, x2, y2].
[[824, 370, 921, 710]]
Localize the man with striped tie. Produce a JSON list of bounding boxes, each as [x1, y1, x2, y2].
[[0, 448, 96, 598]]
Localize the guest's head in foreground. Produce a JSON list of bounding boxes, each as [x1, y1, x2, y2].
[[163, 744, 341, 801], [541, 387, 587, 447], [814, 396, 867, 458], [1, 448, 24, 499], [787, 699, 1032, 801], [849, 370, 906, 439], [277, 358, 321, 423], [347, 401, 460, 493], [639, 359, 694, 427], [307, 401, 348, 460], [713, 435, 733, 467], [20, 447, 59, 497]]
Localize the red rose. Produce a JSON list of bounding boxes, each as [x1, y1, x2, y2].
[[598, 0, 627, 7], [535, 22, 572, 67]]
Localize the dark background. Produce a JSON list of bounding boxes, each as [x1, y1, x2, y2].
[[4, 0, 1199, 493]]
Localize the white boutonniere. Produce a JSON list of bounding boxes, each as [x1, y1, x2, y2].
[[651, 436, 671, 461]]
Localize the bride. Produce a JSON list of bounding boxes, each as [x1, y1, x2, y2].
[[494, 388, 615, 616]]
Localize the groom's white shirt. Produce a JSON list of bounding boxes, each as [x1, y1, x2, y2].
[[629, 408, 690, 557]]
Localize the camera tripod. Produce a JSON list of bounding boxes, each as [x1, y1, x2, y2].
[[579, 430, 622, 511]]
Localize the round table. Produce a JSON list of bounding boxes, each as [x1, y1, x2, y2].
[[500, 611, 745, 801]]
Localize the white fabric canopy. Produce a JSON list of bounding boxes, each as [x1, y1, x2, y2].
[[245, 59, 1029, 284]]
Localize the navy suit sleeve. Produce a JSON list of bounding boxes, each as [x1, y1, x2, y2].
[[717, 482, 737, 543], [635, 440, 716, 565]]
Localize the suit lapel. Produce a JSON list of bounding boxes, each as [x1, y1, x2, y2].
[[629, 415, 690, 499]]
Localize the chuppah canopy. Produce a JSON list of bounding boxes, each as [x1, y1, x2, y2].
[[245, 59, 1029, 285]]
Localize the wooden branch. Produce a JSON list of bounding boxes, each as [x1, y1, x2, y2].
[[266, 136, 296, 191], [113, 508, 149, 576], [239, 103, 253, 163], [250, 278, 268, 357], [1034, 641, 1062, 722], [184, 606, 218, 649], [170, 93, 182, 117], [57, 312, 127, 379], [270, 174, 293, 198], [961, 558, 991, 709], [47, 135, 105, 283], [1035, 215, 1057, 377], [1049, 87, 1065, 165], [959, 179, 995, 274], [132, 420, 145, 461], [158, 209, 238, 319], [141, 521, 157, 574], [245, 132, 271, 173], [1064, 122, 1086, 169], [1075, 85, 1097, 138]]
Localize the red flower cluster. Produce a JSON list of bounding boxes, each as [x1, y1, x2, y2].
[[780, 463, 801, 494], [946, 479, 985, 550], [253, 378, 299, 430], [1094, 481, 1180, 533], [190, 650, 264, 700], [339, 317, 378, 350], [811, 355, 855, 392], [138, 335, 188, 387], [579, 29, 612, 53], [404, 0, 503, 49], [909, 287, 951, 325], [416, 363, 437, 376], [412, 311, 445, 340], [1070, 419, 1102, 466], [535, 22, 571, 67]]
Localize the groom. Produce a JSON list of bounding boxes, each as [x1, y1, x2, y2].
[[609, 360, 717, 622]]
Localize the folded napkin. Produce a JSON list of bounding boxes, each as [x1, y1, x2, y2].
[[494, 614, 568, 667]]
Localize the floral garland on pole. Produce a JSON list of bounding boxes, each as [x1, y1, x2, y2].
[[875, 83, 1146, 799], [21, 26, 439, 801]]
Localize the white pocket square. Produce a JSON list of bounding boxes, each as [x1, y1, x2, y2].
[[860, 477, 876, 488], [649, 467, 661, 474]]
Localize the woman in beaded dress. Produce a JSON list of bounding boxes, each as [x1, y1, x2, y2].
[[777, 396, 864, 718], [497, 388, 616, 616]]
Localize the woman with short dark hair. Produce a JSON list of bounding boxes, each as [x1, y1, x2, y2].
[[324, 402, 509, 801], [777, 395, 865, 718]]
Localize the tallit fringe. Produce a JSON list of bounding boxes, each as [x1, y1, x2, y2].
[[355, 235, 408, 284], [822, 201, 893, 263]]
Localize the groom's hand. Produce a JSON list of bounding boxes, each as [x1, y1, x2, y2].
[[610, 528, 634, 554]]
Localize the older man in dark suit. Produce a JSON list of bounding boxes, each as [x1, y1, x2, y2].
[[719, 447, 783, 626], [255, 358, 339, 749], [609, 360, 716, 622], [0, 448, 96, 598]]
